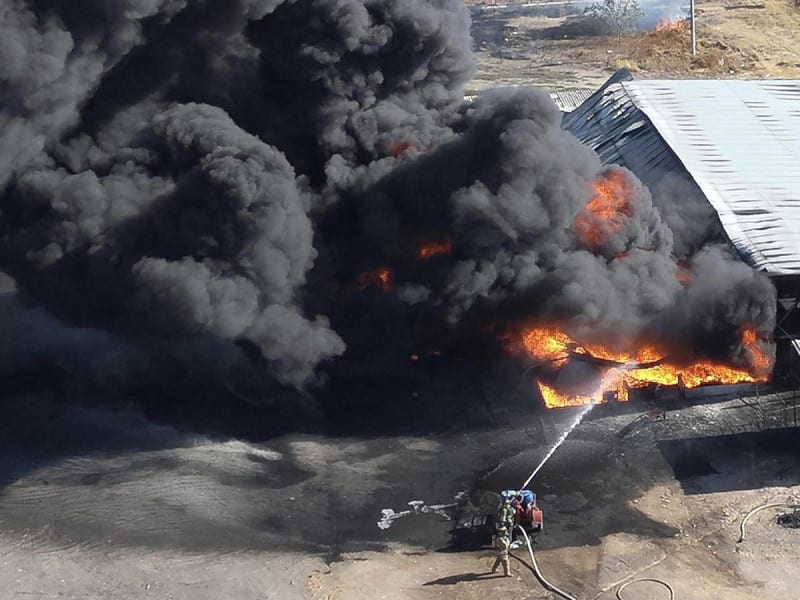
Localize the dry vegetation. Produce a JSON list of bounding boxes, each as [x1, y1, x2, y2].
[[469, 0, 800, 93], [623, 0, 800, 77]]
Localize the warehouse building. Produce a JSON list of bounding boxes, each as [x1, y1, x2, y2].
[[563, 70, 800, 376]]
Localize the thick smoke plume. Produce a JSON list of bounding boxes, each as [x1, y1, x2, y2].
[[0, 0, 776, 406]]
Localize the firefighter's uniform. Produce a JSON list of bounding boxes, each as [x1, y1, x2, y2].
[[496, 502, 516, 530], [491, 530, 512, 576], [491, 500, 515, 576]]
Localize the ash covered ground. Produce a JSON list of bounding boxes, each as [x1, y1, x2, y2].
[[3, 384, 800, 599], [0, 1, 797, 598]]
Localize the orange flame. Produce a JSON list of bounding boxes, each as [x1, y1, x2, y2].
[[573, 171, 633, 250], [417, 240, 453, 260], [510, 325, 772, 409], [506, 325, 664, 365], [580, 340, 665, 364], [357, 267, 394, 292], [517, 326, 572, 364], [741, 325, 772, 377], [655, 17, 689, 32], [538, 380, 599, 408]]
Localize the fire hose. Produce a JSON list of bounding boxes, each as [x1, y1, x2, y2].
[[513, 495, 800, 598], [614, 578, 674, 600], [512, 406, 675, 599], [738, 501, 800, 543], [515, 525, 578, 600], [514, 525, 675, 600]]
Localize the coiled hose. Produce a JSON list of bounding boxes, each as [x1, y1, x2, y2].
[[615, 578, 674, 600]]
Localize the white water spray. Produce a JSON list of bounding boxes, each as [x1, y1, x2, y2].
[[520, 365, 633, 489], [521, 402, 595, 489]]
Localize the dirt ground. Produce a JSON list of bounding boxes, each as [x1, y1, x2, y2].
[[309, 390, 800, 600], [2, 388, 800, 599], [467, 0, 800, 93]]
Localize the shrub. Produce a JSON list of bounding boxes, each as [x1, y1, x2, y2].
[[585, 0, 644, 38]]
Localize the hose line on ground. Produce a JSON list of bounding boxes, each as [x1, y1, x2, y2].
[[512, 497, 800, 599], [738, 501, 800, 543], [515, 525, 579, 600], [515, 525, 676, 600], [615, 578, 675, 600], [510, 405, 677, 600]]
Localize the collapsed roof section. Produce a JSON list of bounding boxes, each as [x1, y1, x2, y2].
[[564, 71, 800, 279]]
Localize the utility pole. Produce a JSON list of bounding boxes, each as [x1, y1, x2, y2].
[[690, 0, 697, 55]]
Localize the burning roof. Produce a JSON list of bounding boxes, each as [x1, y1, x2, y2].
[[564, 73, 800, 277], [0, 3, 778, 412]]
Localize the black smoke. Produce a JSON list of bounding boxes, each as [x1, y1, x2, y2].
[[0, 0, 776, 426]]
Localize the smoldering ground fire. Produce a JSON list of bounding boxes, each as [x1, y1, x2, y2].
[[0, 0, 776, 417]]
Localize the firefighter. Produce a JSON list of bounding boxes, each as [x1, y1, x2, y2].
[[496, 495, 516, 532], [491, 497, 515, 577], [491, 528, 512, 577]]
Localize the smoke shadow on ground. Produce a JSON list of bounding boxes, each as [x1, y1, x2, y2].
[[0, 388, 530, 555], [657, 427, 800, 495], [0, 395, 329, 554], [0, 395, 179, 492], [6, 387, 437, 549]]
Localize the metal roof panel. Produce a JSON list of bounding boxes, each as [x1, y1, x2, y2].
[[564, 75, 800, 276]]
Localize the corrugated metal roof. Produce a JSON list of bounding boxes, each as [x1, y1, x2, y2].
[[465, 88, 594, 113], [549, 88, 594, 113], [564, 73, 800, 276]]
